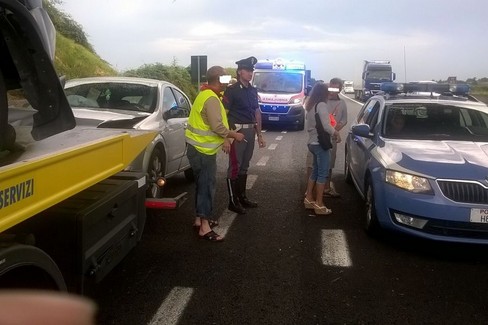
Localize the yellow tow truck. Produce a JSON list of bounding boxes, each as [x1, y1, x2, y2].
[[0, 0, 182, 293]]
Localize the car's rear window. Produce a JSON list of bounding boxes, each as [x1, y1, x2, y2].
[[383, 103, 488, 141], [65, 82, 158, 113]]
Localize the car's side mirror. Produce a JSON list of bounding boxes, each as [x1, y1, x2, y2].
[[163, 107, 185, 120], [352, 124, 373, 138], [163, 110, 171, 120]]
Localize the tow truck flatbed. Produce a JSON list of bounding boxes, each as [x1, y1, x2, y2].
[[0, 127, 157, 232]]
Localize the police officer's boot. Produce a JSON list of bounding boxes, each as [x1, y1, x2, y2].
[[227, 178, 246, 214], [237, 174, 258, 208]]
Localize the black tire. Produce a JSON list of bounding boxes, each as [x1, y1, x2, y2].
[[297, 117, 305, 131], [146, 147, 165, 199], [364, 178, 381, 236], [344, 148, 353, 184], [184, 168, 195, 182]]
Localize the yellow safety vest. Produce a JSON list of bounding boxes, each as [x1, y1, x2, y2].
[[185, 89, 229, 155]]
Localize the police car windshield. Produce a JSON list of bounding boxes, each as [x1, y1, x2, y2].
[[382, 104, 488, 141], [252, 72, 303, 93]]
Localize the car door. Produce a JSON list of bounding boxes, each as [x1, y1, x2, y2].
[[349, 99, 380, 193], [160, 86, 190, 175], [171, 88, 191, 170]]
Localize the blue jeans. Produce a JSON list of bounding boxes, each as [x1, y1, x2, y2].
[[308, 144, 330, 184], [186, 144, 217, 220]]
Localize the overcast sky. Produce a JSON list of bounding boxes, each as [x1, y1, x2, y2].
[[60, 0, 488, 83]]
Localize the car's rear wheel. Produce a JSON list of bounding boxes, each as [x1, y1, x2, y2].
[[147, 147, 165, 199], [365, 178, 381, 236], [344, 149, 353, 184]]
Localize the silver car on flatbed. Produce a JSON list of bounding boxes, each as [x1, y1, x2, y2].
[[64, 76, 193, 198]]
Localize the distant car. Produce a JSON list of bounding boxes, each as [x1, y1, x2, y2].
[[344, 82, 488, 244], [64, 76, 193, 198], [343, 81, 354, 94]]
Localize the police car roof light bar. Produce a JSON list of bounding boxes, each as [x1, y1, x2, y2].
[[380, 82, 470, 96]]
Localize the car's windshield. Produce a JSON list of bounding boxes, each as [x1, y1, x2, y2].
[[383, 103, 488, 141], [366, 69, 392, 81], [252, 72, 303, 93], [65, 82, 158, 113]]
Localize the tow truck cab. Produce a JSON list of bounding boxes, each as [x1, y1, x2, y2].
[[252, 58, 311, 130]]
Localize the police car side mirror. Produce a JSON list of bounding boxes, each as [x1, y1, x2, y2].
[[352, 124, 373, 138]]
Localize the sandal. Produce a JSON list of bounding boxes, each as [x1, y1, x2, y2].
[[199, 230, 224, 242], [313, 203, 332, 215], [324, 188, 341, 198], [304, 198, 316, 209], [192, 219, 218, 229]]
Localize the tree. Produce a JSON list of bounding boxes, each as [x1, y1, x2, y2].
[[123, 63, 197, 101], [43, 0, 95, 52]]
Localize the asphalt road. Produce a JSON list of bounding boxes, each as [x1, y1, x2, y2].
[[88, 97, 488, 325]]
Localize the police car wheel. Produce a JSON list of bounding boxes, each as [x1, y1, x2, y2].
[[364, 178, 381, 236]]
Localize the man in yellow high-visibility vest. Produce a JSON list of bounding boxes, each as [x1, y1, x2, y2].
[[185, 66, 244, 242]]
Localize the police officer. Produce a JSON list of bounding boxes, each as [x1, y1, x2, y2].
[[223, 56, 266, 214]]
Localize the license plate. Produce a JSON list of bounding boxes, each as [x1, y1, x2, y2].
[[269, 116, 279, 121], [470, 208, 488, 223]]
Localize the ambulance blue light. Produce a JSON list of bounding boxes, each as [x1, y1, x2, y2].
[[254, 62, 273, 69], [254, 59, 305, 71], [285, 63, 306, 70]]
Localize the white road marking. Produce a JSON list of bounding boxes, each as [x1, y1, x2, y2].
[[149, 287, 193, 325], [275, 136, 283, 140], [256, 156, 270, 166], [246, 174, 258, 189], [268, 143, 278, 150], [321, 229, 352, 267], [281, 131, 287, 134], [262, 130, 267, 133], [214, 209, 237, 238]]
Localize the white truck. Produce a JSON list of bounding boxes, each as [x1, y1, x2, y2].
[[343, 81, 354, 94], [0, 0, 183, 294]]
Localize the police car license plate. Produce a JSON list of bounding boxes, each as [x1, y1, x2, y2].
[[470, 208, 488, 223], [269, 116, 279, 121]]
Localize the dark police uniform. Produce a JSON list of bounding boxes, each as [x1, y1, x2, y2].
[[222, 56, 259, 213]]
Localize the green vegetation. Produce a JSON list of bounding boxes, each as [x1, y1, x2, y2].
[[471, 84, 488, 96], [55, 33, 116, 78], [123, 62, 198, 102], [43, 0, 201, 100]]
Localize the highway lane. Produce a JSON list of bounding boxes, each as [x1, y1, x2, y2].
[[88, 98, 488, 324]]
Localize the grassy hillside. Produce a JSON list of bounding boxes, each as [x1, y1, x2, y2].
[[54, 33, 117, 79]]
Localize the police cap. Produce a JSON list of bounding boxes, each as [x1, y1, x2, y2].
[[236, 56, 257, 71]]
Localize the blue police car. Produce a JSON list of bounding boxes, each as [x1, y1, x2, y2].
[[345, 82, 488, 244]]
